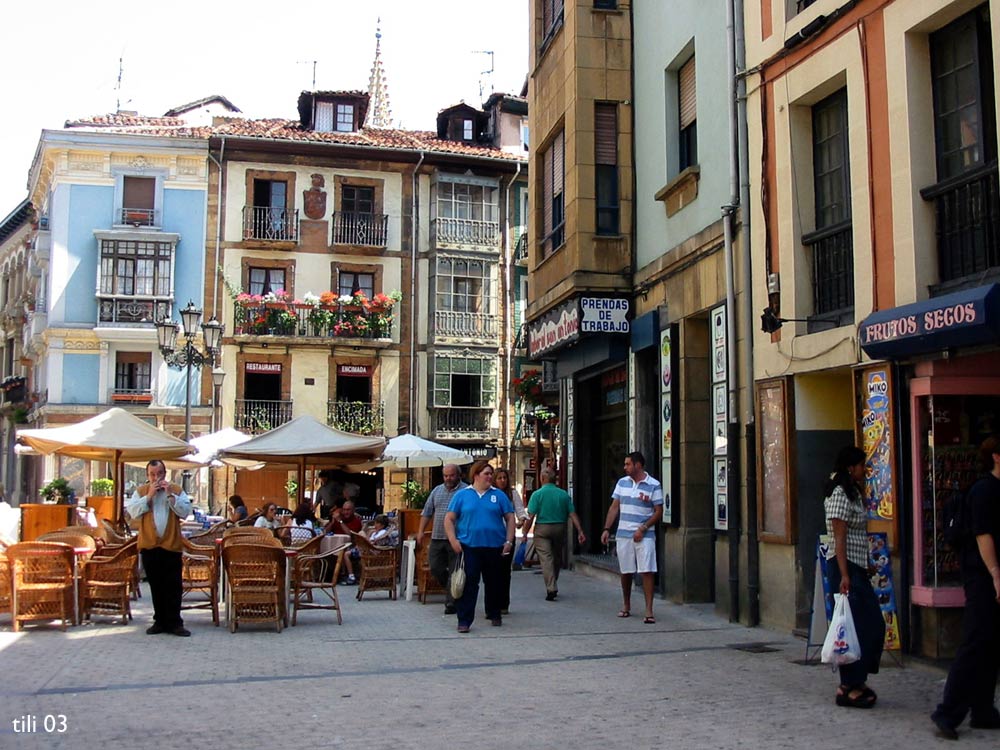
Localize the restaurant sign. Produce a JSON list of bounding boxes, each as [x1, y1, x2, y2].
[[528, 299, 580, 359], [245, 362, 281, 374], [859, 283, 1000, 359], [338, 364, 372, 377]]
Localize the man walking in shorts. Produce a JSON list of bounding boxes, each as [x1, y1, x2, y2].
[[600, 451, 663, 623]]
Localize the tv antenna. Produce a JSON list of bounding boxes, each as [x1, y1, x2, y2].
[[115, 55, 124, 112], [472, 50, 494, 100], [297, 60, 318, 90]]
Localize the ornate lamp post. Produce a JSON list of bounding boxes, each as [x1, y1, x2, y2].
[[156, 301, 224, 490]]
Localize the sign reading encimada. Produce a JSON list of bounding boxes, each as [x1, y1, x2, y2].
[[528, 296, 631, 359]]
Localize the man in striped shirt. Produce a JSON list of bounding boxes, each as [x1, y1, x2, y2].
[[600, 451, 664, 624]]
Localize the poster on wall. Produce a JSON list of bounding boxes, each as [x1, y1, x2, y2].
[[566, 379, 574, 499], [711, 304, 728, 530], [659, 328, 674, 524], [858, 367, 895, 520]]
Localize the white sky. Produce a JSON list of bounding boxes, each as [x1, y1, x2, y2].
[[0, 0, 528, 211]]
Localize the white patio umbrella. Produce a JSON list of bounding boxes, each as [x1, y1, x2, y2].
[[379, 433, 474, 470]]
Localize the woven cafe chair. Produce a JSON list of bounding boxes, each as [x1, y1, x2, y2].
[[290, 536, 349, 625], [235, 512, 261, 527], [78, 539, 136, 624], [223, 526, 273, 540], [37, 532, 97, 558], [415, 540, 447, 604], [7, 542, 75, 632], [222, 543, 285, 633], [181, 537, 220, 626], [101, 518, 133, 543], [61, 525, 109, 544], [274, 524, 319, 548], [0, 540, 10, 617], [350, 531, 398, 601]]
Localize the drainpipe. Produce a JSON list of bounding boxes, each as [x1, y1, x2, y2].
[[724, 0, 741, 625], [208, 138, 226, 321], [735, 0, 760, 627], [409, 151, 425, 435], [503, 163, 522, 462]]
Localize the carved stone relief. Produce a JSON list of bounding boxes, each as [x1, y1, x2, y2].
[[303, 173, 327, 220]]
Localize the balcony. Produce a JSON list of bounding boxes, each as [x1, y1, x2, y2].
[[98, 296, 172, 326], [110, 388, 152, 404], [2, 377, 27, 405], [434, 217, 500, 248], [432, 407, 497, 440], [233, 301, 395, 340], [235, 399, 293, 434], [513, 232, 528, 265], [513, 323, 529, 352], [117, 207, 160, 228], [242, 206, 299, 242], [327, 400, 384, 435], [802, 220, 854, 331], [332, 211, 389, 247], [921, 163, 1000, 292], [433, 310, 499, 339]]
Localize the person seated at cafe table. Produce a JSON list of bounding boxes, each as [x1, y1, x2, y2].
[[254, 502, 283, 531], [227, 495, 248, 524], [323, 500, 363, 583], [288, 499, 319, 542], [367, 514, 399, 548]]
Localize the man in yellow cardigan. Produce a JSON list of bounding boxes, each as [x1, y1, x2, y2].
[[126, 459, 192, 636]]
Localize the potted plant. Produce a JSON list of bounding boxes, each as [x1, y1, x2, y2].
[[87, 478, 117, 523], [401, 480, 429, 510], [41, 477, 75, 505]]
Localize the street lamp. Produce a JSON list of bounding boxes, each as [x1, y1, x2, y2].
[[211, 366, 226, 432], [156, 299, 224, 445]]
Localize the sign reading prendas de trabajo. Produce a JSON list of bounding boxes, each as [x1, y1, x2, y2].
[[580, 297, 630, 333]]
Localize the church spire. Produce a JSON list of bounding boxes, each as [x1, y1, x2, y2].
[[365, 20, 392, 129]]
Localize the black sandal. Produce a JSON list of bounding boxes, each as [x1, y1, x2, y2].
[[835, 685, 876, 709]]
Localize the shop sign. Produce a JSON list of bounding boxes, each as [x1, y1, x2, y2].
[[245, 362, 281, 374], [859, 283, 1000, 359], [528, 299, 580, 358], [338, 364, 372, 377], [467, 446, 497, 459], [580, 297, 630, 333]]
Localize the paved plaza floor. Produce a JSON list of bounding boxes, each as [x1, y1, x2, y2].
[[0, 566, 994, 749]]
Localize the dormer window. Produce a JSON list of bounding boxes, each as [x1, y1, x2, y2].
[[463, 119, 473, 140], [337, 104, 355, 132]]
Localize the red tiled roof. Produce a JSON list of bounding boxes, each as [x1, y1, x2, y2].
[[61, 114, 526, 162]]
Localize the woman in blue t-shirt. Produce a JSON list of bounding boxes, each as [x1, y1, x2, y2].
[[445, 461, 515, 633]]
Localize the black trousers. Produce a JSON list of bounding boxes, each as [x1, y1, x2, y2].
[[933, 575, 1000, 727], [428, 539, 456, 606], [141, 547, 183, 629], [828, 559, 885, 687]]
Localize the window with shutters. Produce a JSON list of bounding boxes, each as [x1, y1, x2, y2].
[[595, 103, 619, 235], [541, 130, 565, 257], [678, 56, 698, 171], [114, 352, 152, 401], [114, 171, 165, 228], [540, 0, 565, 53], [243, 170, 298, 242]]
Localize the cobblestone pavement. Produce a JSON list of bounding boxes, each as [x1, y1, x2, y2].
[[0, 567, 994, 749]]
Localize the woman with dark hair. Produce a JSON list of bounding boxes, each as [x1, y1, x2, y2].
[[931, 434, 1000, 739], [823, 445, 885, 709], [227, 495, 247, 523], [288, 500, 318, 543], [254, 502, 282, 530], [493, 467, 527, 613], [445, 461, 516, 633]]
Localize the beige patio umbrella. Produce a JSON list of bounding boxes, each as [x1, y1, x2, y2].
[[17, 407, 192, 519], [218, 415, 386, 507]]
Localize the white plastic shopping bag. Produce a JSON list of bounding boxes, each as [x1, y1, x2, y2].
[[820, 593, 861, 668]]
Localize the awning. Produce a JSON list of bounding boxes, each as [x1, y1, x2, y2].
[[859, 283, 1000, 359]]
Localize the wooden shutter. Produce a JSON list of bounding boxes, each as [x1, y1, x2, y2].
[[595, 103, 618, 166], [123, 176, 155, 209], [552, 130, 565, 196], [679, 56, 697, 129], [543, 142, 554, 240]]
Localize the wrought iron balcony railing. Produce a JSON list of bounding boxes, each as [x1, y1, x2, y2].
[[432, 407, 497, 438], [233, 301, 395, 339], [235, 399, 294, 434], [327, 400, 384, 435], [921, 162, 1000, 288], [802, 220, 854, 328], [433, 310, 499, 339], [434, 217, 500, 247], [98, 296, 172, 325], [117, 207, 160, 227], [514, 232, 528, 264], [242, 206, 299, 242], [332, 211, 389, 247]]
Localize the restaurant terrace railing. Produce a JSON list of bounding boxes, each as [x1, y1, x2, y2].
[[921, 162, 1000, 288], [242, 206, 299, 242], [331, 211, 389, 247], [434, 217, 500, 247], [235, 399, 294, 434], [327, 400, 384, 435]]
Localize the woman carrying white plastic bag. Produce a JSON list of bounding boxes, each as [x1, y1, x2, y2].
[[823, 446, 885, 709], [822, 593, 862, 666]]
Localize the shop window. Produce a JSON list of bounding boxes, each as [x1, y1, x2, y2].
[[802, 88, 854, 329], [595, 102, 619, 235], [541, 130, 565, 257]]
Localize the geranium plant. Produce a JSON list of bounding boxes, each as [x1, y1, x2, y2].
[[512, 370, 544, 405]]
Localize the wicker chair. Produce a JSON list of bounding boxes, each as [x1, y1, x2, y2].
[[350, 531, 398, 600], [61, 525, 109, 544], [101, 518, 133, 543], [290, 536, 349, 625], [223, 543, 285, 633], [235, 512, 262, 527], [274, 524, 319, 548], [223, 526, 273, 540], [7, 542, 75, 631], [78, 540, 136, 624], [181, 537, 220, 626], [415, 541, 447, 604], [0, 540, 10, 617]]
